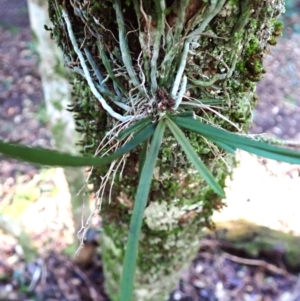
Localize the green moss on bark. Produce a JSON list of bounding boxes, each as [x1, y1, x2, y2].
[[47, 0, 285, 300]]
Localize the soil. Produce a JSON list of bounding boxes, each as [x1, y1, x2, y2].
[[1, 1, 300, 301]]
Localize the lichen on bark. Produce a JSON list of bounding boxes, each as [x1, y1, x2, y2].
[[47, 0, 284, 300]]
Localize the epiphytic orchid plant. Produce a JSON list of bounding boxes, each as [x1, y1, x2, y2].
[[1, 111, 300, 300]]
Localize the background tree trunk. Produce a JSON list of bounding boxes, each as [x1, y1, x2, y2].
[[27, 0, 90, 240], [47, 1, 284, 300]]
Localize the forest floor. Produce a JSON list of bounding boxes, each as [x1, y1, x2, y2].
[[1, 1, 300, 301]]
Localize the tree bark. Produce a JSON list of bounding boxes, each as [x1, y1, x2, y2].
[[47, 1, 284, 300], [27, 0, 90, 238]]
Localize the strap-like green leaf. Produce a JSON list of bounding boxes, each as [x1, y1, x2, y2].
[[120, 119, 166, 301], [97, 42, 128, 95], [117, 117, 151, 141], [0, 123, 156, 167], [209, 139, 236, 154], [173, 116, 300, 165], [165, 118, 225, 197], [173, 111, 194, 118], [138, 139, 149, 177], [199, 98, 223, 105]]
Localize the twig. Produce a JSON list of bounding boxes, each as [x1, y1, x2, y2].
[[222, 252, 297, 280], [200, 238, 297, 280]]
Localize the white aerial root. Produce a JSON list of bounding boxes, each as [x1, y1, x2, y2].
[[114, 0, 141, 90], [78, 136, 129, 245], [174, 75, 187, 109], [62, 8, 134, 122], [128, 52, 149, 114], [75, 114, 143, 253], [182, 95, 242, 132], [171, 0, 226, 98], [149, 0, 165, 91]]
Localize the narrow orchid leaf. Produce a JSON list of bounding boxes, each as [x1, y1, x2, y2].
[[115, 123, 156, 155], [209, 139, 236, 154], [120, 119, 166, 301], [0, 123, 156, 167], [199, 98, 223, 105], [117, 117, 151, 141], [173, 116, 300, 165], [173, 111, 194, 118], [165, 118, 225, 197], [138, 139, 149, 177]]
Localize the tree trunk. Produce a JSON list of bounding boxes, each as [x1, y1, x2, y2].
[[47, 1, 284, 300], [27, 0, 90, 237]]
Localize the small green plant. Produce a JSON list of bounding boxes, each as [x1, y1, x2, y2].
[[3, 1, 289, 300], [1, 111, 300, 300]]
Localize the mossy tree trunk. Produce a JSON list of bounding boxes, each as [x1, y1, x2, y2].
[[47, 1, 284, 300]]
